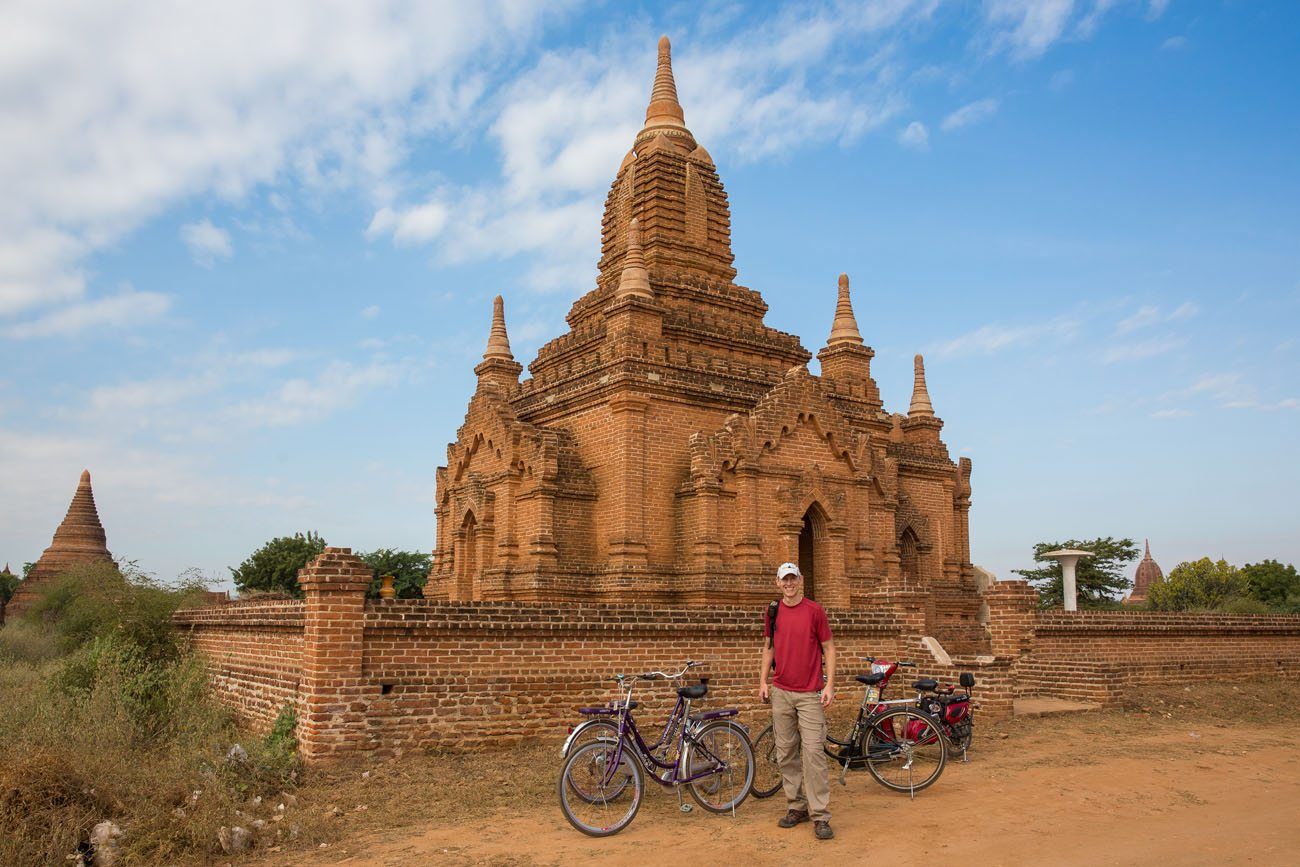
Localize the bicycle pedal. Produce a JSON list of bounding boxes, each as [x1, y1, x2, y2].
[[680, 803, 693, 813]]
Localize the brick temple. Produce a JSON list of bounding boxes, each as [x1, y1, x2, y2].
[[426, 37, 980, 645], [6, 469, 114, 618]]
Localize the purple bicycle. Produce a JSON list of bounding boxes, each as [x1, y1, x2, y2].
[[557, 660, 755, 836]]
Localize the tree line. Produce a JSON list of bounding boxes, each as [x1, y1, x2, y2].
[[1015, 536, 1299, 613]]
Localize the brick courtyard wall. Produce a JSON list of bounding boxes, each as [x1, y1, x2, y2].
[[172, 599, 305, 731], [176, 555, 1300, 761], [1014, 610, 1300, 704]]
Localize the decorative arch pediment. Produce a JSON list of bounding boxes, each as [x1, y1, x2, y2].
[[694, 366, 867, 479], [895, 494, 932, 551]]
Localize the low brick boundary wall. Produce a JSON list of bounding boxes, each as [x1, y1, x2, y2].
[[173, 599, 305, 730], [1014, 610, 1300, 702], [175, 548, 940, 761]]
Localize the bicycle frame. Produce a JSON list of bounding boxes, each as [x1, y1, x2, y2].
[[579, 665, 739, 790]]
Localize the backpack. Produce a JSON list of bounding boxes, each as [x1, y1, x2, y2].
[[766, 600, 780, 668]]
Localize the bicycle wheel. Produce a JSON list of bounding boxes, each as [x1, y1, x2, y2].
[[749, 722, 783, 799], [558, 739, 644, 836], [564, 722, 631, 804], [685, 720, 754, 813], [861, 708, 947, 795]]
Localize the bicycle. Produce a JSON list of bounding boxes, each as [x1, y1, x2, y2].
[[751, 656, 948, 800], [557, 660, 755, 837]]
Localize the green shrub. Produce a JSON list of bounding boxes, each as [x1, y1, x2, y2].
[[1148, 558, 1249, 611]]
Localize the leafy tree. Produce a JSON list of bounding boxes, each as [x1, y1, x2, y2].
[[230, 531, 326, 598], [1241, 559, 1300, 611], [1147, 558, 1249, 611], [1013, 537, 1139, 608], [1, 569, 18, 606], [358, 548, 430, 599]]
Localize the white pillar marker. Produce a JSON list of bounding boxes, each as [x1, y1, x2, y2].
[[1043, 549, 1093, 612]]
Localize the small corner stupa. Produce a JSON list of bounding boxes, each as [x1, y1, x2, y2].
[[5, 470, 114, 618], [1123, 539, 1163, 606]]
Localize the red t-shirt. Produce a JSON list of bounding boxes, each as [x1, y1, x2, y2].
[[764, 597, 832, 693]]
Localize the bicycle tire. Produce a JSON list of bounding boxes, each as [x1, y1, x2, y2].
[[861, 708, 947, 795], [748, 722, 783, 799], [558, 739, 644, 836], [684, 720, 755, 813]]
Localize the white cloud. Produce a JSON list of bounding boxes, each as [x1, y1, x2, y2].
[[928, 316, 1078, 357], [0, 1, 562, 317], [361, 305, 381, 319], [365, 203, 450, 245], [3, 288, 170, 339], [180, 219, 233, 267], [1161, 35, 1188, 51], [229, 359, 408, 427], [1116, 301, 1198, 333], [898, 121, 930, 150], [1101, 335, 1185, 363], [984, 0, 1076, 59], [1150, 408, 1190, 419], [941, 98, 1000, 131]]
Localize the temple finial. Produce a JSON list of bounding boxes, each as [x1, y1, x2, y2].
[[827, 273, 864, 346], [1144, 539, 1151, 559], [483, 295, 514, 361], [909, 354, 935, 417], [80, 469, 91, 485], [616, 218, 653, 299], [644, 35, 686, 130]]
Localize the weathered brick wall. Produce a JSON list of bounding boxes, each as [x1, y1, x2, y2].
[[1015, 611, 1300, 702], [175, 560, 1300, 762], [173, 599, 305, 730]]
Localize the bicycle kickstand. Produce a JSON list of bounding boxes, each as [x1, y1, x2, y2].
[[838, 758, 849, 786]]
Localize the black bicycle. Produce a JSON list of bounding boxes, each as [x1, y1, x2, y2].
[[751, 657, 948, 799]]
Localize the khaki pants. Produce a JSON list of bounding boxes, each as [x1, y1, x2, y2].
[[771, 684, 831, 822]]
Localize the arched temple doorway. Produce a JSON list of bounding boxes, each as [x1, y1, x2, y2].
[[899, 526, 920, 587], [798, 505, 828, 600], [456, 510, 478, 599]]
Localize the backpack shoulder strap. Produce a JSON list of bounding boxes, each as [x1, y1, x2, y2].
[[766, 600, 780, 646]]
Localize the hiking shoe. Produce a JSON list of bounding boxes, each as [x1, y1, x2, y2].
[[814, 820, 834, 840], [777, 809, 809, 828]]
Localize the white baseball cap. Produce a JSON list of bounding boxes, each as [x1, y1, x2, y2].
[[776, 562, 802, 579]]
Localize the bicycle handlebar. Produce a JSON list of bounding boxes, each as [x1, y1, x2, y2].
[[614, 660, 705, 683], [862, 656, 917, 667]]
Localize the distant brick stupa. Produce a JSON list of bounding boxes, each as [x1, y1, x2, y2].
[[1123, 539, 1164, 606], [6, 470, 114, 618]]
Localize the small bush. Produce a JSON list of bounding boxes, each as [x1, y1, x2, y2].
[[0, 619, 61, 663]]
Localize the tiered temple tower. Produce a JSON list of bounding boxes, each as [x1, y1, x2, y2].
[[6, 470, 114, 618], [427, 37, 982, 649]]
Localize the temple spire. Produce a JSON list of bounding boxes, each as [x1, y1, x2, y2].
[[482, 295, 514, 362], [616, 218, 653, 299], [645, 35, 686, 129], [909, 354, 935, 417], [827, 273, 864, 346], [1144, 539, 1152, 559]]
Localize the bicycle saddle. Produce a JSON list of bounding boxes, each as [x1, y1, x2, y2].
[[677, 683, 708, 700], [854, 672, 885, 686], [912, 678, 939, 692]]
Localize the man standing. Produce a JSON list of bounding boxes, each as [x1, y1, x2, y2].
[[759, 561, 836, 840]]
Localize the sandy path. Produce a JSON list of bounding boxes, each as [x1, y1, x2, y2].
[[312, 725, 1300, 866]]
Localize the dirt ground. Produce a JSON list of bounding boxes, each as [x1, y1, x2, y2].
[[252, 682, 1300, 866]]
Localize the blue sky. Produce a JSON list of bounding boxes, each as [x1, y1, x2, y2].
[[2, 1, 1297, 590]]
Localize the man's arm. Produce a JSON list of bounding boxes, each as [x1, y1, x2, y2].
[[758, 643, 774, 702], [820, 639, 836, 708]]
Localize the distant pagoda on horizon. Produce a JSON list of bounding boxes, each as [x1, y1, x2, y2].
[[1123, 539, 1164, 606], [6, 470, 114, 619]]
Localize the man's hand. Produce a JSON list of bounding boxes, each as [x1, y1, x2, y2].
[[820, 684, 834, 708], [759, 680, 770, 703]]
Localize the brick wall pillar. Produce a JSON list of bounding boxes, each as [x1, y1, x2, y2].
[[985, 579, 1039, 660], [297, 547, 373, 763]]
